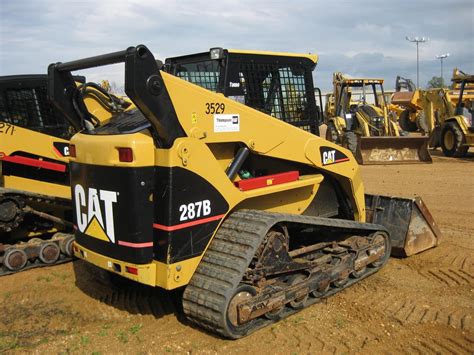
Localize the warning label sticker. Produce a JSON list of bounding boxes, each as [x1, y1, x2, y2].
[[214, 114, 240, 132]]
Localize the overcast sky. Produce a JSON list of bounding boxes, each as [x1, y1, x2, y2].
[[0, 0, 472, 92]]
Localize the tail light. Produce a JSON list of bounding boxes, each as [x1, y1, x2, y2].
[[69, 144, 76, 157], [118, 147, 133, 162], [125, 266, 138, 275]]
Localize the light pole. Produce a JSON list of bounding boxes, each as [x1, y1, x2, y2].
[[406, 36, 428, 88], [436, 53, 450, 87]]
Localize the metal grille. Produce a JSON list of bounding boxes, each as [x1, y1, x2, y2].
[[174, 60, 220, 91], [0, 85, 72, 138], [238, 63, 317, 132]]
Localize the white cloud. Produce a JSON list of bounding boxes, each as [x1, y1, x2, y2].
[[0, 0, 472, 91]]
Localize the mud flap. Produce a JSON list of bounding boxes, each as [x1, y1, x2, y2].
[[356, 136, 432, 164], [365, 194, 442, 257]]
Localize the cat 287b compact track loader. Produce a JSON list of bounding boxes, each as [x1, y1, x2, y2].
[[0, 74, 130, 275], [49, 45, 441, 338]]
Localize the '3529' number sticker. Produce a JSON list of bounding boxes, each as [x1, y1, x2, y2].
[[205, 102, 225, 114]]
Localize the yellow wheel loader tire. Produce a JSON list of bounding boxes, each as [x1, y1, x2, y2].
[[399, 110, 418, 132], [441, 122, 468, 157], [326, 122, 340, 144], [344, 132, 358, 155], [416, 111, 429, 135]]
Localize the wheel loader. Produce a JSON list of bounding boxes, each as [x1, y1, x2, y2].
[[48, 45, 441, 338], [390, 76, 427, 133], [164, 47, 324, 135], [324, 72, 431, 164], [418, 69, 474, 156], [0, 74, 130, 275]]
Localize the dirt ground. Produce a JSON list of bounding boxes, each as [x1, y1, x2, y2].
[[1, 150, 473, 354]]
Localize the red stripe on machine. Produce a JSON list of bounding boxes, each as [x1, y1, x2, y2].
[[153, 214, 225, 232], [52, 146, 63, 158], [335, 157, 350, 163], [235, 171, 299, 191], [1, 155, 67, 172], [118, 240, 153, 248]]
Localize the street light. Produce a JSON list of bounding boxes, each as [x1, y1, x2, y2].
[[436, 53, 450, 87], [406, 36, 428, 88]]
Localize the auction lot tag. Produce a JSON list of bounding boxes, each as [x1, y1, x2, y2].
[[214, 114, 240, 132]]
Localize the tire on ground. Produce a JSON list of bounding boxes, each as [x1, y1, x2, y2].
[[440, 121, 468, 157], [344, 131, 358, 155], [325, 122, 340, 144], [399, 110, 418, 132]]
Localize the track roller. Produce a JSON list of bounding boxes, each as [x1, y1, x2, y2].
[[58, 234, 75, 257], [289, 274, 309, 309], [3, 248, 28, 271], [38, 242, 60, 264], [368, 232, 390, 268], [226, 284, 258, 336]]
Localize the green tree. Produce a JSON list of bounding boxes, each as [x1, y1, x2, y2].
[[426, 76, 446, 88]]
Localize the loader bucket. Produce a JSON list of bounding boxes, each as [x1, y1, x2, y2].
[[391, 91, 421, 111], [365, 194, 442, 257], [356, 136, 432, 164]]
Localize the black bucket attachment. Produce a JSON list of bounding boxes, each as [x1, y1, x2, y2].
[[365, 194, 442, 257], [356, 136, 432, 165]]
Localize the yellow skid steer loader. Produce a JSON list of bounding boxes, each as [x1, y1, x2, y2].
[[48, 45, 441, 338]]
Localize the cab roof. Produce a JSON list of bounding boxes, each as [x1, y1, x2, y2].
[[227, 49, 318, 63], [166, 48, 318, 64]]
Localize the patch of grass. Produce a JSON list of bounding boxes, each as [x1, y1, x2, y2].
[[92, 352, 102, 355], [129, 323, 143, 335], [0, 336, 19, 352], [80, 335, 90, 346], [164, 347, 172, 353], [3, 291, 12, 300], [116, 331, 128, 344], [36, 275, 52, 282], [98, 329, 108, 337], [52, 271, 69, 281], [335, 316, 346, 329], [292, 316, 305, 324]]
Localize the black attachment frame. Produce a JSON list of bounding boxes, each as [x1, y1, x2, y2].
[[48, 45, 185, 147]]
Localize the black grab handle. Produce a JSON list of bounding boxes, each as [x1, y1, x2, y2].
[[54, 49, 129, 72], [48, 45, 185, 147]]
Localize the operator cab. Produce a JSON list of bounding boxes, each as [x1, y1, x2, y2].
[[453, 75, 474, 131], [0, 75, 80, 139], [165, 48, 324, 135], [335, 78, 386, 133]]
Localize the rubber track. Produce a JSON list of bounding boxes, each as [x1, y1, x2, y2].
[[0, 187, 71, 208], [182, 209, 389, 338], [0, 256, 73, 277], [1, 188, 73, 276]]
